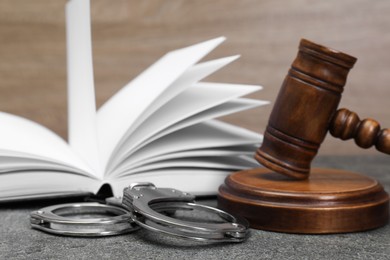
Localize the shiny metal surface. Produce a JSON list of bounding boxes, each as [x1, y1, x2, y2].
[[30, 183, 249, 242], [30, 202, 138, 237], [122, 183, 249, 242]]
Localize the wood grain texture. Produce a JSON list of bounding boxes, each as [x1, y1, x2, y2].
[[257, 38, 360, 179], [331, 108, 390, 154], [218, 168, 389, 233], [0, 0, 389, 155]]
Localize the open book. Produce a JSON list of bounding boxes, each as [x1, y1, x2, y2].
[[0, 0, 267, 201]]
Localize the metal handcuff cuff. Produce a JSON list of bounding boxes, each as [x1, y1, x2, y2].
[[30, 183, 249, 242]]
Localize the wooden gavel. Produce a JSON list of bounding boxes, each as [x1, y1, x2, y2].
[[256, 39, 390, 179], [219, 39, 389, 234]]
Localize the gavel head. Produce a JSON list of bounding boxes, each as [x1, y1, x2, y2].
[[255, 39, 357, 179]]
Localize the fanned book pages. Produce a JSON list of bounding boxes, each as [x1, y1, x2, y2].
[[0, 0, 268, 201]]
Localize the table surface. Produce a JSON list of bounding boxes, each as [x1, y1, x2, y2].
[[1, 155, 389, 260]]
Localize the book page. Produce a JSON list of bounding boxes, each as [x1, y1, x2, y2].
[[138, 99, 266, 151], [109, 120, 262, 177], [0, 112, 93, 175], [106, 82, 264, 171], [108, 97, 266, 173], [119, 156, 257, 175], [97, 37, 226, 171], [109, 169, 242, 196], [0, 154, 97, 177], [66, 0, 100, 176], [110, 55, 241, 153], [0, 171, 101, 201], [119, 145, 257, 170]]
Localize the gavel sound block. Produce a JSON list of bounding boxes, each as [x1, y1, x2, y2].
[[218, 39, 389, 234]]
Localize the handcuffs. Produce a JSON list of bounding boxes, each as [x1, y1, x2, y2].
[[30, 183, 249, 243]]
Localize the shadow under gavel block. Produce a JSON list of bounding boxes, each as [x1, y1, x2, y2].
[[218, 39, 389, 234]]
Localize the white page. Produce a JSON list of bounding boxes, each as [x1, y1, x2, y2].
[[109, 120, 261, 177], [66, 0, 100, 176], [111, 55, 240, 150], [109, 98, 265, 173], [119, 156, 258, 176], [0, 156, 97, 177], [130, 119, 261, 163], [109, 169, 243, 196], [137, 99, 266, 152], [0, 112, 93, 175], [97, 37, 226, 170], [108, 82, 262, 169], [0, 171, 101, 201], [119, 145, 257, 170], [0, 150, 91, 175], [106, 56, 243, 171]]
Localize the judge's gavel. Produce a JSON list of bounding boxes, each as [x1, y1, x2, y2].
[[256, 39, 390, 179], [218, 39, 389, 234]]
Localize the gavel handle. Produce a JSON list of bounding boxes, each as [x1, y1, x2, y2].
[[330, 108, 390, 154]]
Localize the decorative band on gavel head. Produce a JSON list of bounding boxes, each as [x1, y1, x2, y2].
[[255, 39, 357, 179]]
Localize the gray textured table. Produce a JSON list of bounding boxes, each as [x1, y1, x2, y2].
[[1, 156, 389, 260]]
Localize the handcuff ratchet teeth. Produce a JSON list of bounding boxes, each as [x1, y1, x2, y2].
[[30, 182, 249, 242]]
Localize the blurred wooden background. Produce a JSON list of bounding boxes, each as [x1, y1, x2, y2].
[[0, 0, 389, 155]]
